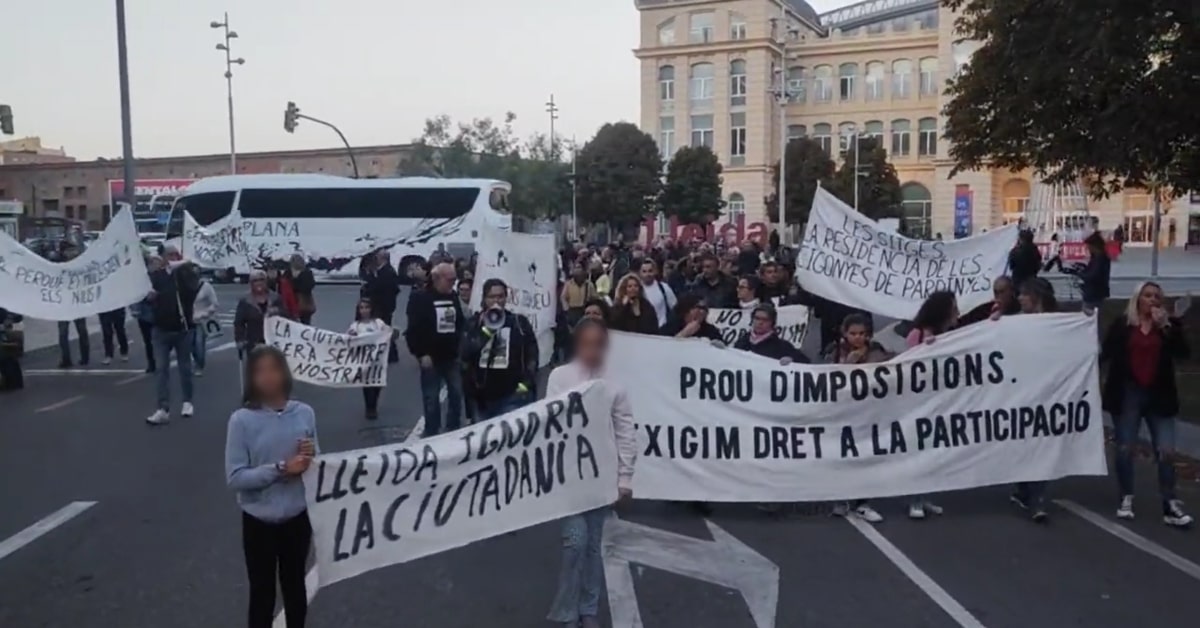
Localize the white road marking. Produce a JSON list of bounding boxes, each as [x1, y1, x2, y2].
[[404, 386, 447, 443], [0, 501, 97, 562], [845, 516, 988, 628], [1056, 499, 1200, 581], [25, 369, 147, 376], [35, 395, 84, 413]]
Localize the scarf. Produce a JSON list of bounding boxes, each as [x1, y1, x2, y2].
[[748, 329, 773, 345], [739, 298, 760, 310]]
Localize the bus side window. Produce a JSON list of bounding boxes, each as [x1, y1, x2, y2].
[[489, 188, 509, 213], [166, 191, 237, 237]]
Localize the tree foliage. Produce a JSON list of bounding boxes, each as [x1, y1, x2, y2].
[[942, 0, 1200, 196], [765, 137, 836, 225], [574, 122, 663, 230], [659, 145, 725, 225], [830, 137, 902, 219], [400, 112, 571, 219]]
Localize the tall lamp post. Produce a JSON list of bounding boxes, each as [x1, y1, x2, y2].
[[211, 13, 245, 174], [769, 4, 799, 244], [545, 94, 559, 160], [115, 0, 136, 222]]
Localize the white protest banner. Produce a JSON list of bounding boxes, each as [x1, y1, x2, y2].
[[470, 228, 557, 367], [304, 380, 619, 587], [794, 187, 1018, 319], [0, 209, 151, 321], [706, 305, 810, 349], [265, 316, 390, 387], [607, 313, 1104, 502], [183, 209, 248, 270]]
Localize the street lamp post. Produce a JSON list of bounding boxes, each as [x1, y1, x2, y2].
[[211, 13, 245, 174], [570, 135, 579, 241], [545, 95, 559, 160], [115, 0, 136, 221], [769, 3, 799, 244]]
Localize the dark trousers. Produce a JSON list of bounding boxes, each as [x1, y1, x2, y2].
[[57, 318, 89, 365], [0, 354, 22, 390], [379, 308, 398, 362], [137, 320, 156, 369], [242, 511, 311, 628], [99, 309, 129, 358], [362, 386, 382, 412]]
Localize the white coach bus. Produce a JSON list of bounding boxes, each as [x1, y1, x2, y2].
[[165, 174, 512, 282]]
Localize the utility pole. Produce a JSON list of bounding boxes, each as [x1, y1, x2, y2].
[[1151, 181, 1162, 277], [769, 2, 798, 244], [115, 0, 136, 222], [545, 94, 559, 161], [211, 13, 246, 174], [571, 135, 579, 241]]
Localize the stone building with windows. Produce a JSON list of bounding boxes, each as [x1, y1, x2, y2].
[[636, 0, 1196, 247]]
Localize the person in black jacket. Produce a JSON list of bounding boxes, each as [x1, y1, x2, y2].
[[288, 254, 317, 325], [405, 262, 465, 436], [732, 304, 809, 363], [145, 245, 202, 425], [660, 294, 724, 343], [462, 278, 539, 421], [1075, 234, 1111, 309], [0, 307, 24, 391], [1007, 229, 1042, 288], [688, 253, 737, 309], [360, 250, 401, 363], [609, 274, 661, 335], [1101, 281, 1193, 527]]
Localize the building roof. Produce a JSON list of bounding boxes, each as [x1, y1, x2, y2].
[[785, 0, 821, 26], [819, 0, 938, 30]]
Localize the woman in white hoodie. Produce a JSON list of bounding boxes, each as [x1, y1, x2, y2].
[[545, 318, 637, 628], [191, 279, 219, 377]]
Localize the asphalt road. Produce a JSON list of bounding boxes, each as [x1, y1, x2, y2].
[[1, 285, 1198, 628]]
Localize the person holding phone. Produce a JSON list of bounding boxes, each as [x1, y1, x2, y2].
[[225, 346, 318, 628]]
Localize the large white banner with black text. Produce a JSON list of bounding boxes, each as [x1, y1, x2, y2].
[[607, 313, 1104, 502], [470, 228, 557, 367], [794, 187, 1018, 320], [265, 317, 390, 387], [706, 305, 810, 349], [183, 209, 248, 271], [0, 209, 151, 320], [303, 381, 619, 586]]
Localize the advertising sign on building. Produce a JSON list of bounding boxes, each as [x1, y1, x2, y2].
[[107, 178, 196, 233], [953, 184, 973, 239]]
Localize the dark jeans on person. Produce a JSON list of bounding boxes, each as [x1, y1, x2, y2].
[[152, 328, 194, 411], [1043, 255, 1064, 273], [1013, 481, 1047, 510], [1113, 383, 1178, 508], [362, 386, 382, 413], [419, 358, 463, 436], [137, 320, 156, 371], [99, 309, 129, 359], [241, 511, 311, 628], [380, 308, 399, 363], [477, 391, 532, 421], [58, 318, 89, 365]]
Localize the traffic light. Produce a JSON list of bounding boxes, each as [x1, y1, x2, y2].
[[0, 105, 13, 135], [284, 101, 299, 133]]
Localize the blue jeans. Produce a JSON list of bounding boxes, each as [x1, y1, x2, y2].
[[477, 391, 531, 421], [58, 319, 89, 364], [1113, 383, 1178, 506], [191, 323, 208, 371], [547, 507, 609, 623], [419, 358, 463, 437], [153, 328, 194, 411], [1014, 481, 1047, 509]]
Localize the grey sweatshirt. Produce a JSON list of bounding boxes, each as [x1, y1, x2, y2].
[[224, 400, 319, 523]]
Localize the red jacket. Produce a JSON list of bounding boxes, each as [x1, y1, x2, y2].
[[276, 275, 300, 319]]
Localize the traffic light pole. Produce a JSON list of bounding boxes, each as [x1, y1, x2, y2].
[[283, 102, 358, 179], [115, 0, 136, 222]]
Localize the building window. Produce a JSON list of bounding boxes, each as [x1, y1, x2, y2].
[[787, 124, 807, 140], [866, 20, 885, 35], [813, 123, 833, 155], [727, 193, 746, 219], [729, 112, 746, 165], [689, 63, 714, 103], [730, 13, 747, 40], [813, 65, 833, 102], [864, 120, 884, 142], [892, 60, 912, 99], [658, 66, 675, 103], [918, 118, 938, 155], [690, 114, 714, 148], [919, 57, 939, 96], [659, 116, 675, 156], [65, 205, 75, 219], [838, 63, 857, 101], [891, 119, 912, 156], [658, 18, 676, 46], [864, 61, 885, 101], [78, 205, 88, 222], [730, 60, 747, 107], [786, 66, 807, 103], [838, 122, 857, 152], [901, 182, 933, 238], [892, 15, 910, 32], [915, 9, 938, 30], [689, 11, 715, 43]]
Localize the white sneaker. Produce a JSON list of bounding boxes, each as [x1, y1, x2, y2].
[[180, 402, 194, 418], [145, 409, 170, 425], [908, 503, 926, 520], [195, 369, 204, 378], [1117, 495, 1135, 520], [923, 501, 944, 516], [102, 357, 112, 365], [1164, 500, 1193, 527], [855, 504, 884, 523], [121, 354, 129, 363]]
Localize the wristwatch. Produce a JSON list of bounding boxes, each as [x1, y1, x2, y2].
[[274, 460, 287, 473]]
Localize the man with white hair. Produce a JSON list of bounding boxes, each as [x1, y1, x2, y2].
[[145, 244, 202, 425], [404, 262, 465, 435]]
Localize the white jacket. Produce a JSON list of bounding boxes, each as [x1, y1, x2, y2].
[[545, 361, 638, 492], [192, 281, 219, 323]]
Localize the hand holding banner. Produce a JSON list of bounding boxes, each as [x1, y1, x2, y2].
[[265, 317, 390, 387]]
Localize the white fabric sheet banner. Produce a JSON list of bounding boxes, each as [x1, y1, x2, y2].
[[303, 380, 619, 587], [0, 209, 151, 321], [183, 209, 248, 270], [265, 316, 390, 387], [607, 313, 1105, 502], [706, 305, 810, 349], [794, 187, 1018, 319], [470, 228, 557, 367]]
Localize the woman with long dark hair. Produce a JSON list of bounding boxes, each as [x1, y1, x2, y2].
[[609, 273, 660, 334], [225, 346, 318, 628], [902, 291, 959, 520], [349, 298, 389, 420], [1008, 278, 1057, 522], [545, 319, 637, 628]]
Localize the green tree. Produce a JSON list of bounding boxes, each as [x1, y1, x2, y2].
[[506, 133, 572, 220], [942, 0, 1199, 196], [765, 137, 836, 226], [659, 145, 725, 225], [574, 122, 663, 231], [830, 137, 901, 219]]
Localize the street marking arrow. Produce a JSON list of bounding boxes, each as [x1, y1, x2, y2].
[[602, 514, 779, 628]]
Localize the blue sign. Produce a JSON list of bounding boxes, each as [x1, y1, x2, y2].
[[953, 186, 972, 239]]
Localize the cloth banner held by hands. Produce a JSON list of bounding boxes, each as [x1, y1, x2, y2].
[[265, 316, 390, 387], [706, 305, 810, 349]]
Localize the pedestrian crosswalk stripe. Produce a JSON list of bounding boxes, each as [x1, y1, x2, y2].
[[0, 502, 97, 563], [1055, 499, 1200, 581]]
